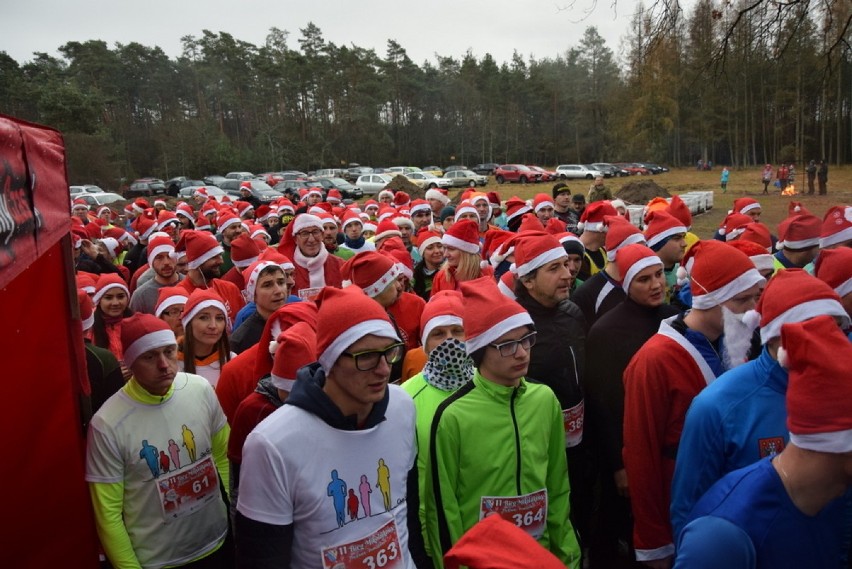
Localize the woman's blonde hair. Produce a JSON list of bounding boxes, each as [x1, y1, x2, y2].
[[440, 249, 482, 286]]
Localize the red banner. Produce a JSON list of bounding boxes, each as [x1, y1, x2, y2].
[[0, 113, 70, 289]]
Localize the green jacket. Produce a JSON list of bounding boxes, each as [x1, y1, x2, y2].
[[427, 371, 581, 568], [402, 373, 455, 569]]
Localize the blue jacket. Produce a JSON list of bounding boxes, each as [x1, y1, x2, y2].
[[671, 347, 788, 537]]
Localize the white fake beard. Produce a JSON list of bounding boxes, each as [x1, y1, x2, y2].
[[721, 307, 758, 370]]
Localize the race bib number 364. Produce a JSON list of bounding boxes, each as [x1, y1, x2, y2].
[[479, 489, 548, 539], [321, 519, 403, 569]]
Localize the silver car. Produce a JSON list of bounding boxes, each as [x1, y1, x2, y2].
[[356, 173, 394, 195], [555, 164, 599, 180], [445, 169, 488, 187]]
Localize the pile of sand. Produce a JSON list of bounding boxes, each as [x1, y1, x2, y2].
[[616, 179, 671, 205], [384, 175, 424, 197]]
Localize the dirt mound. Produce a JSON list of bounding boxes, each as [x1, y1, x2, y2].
[[385, 175, 424, 198], [616, 179, 671, 205]]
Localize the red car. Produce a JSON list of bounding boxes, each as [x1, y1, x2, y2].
[[528, 165, 557, 182], [614, 162, 651, 175], [494, 164, 542, 184]]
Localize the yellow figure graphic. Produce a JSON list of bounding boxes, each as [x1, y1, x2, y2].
[[376, 458, 391, 511], [181, 424, 197, 463]]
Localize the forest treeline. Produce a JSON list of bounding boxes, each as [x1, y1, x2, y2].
[[0, 0, 849, 187]]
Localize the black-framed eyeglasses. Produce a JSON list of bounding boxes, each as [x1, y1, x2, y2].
[[488, 332, 537, 357], [296, 229, 322, 240], [341, 342, 404, 371]]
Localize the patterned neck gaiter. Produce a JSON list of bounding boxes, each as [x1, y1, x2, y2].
[[422, 337, 475, 392]]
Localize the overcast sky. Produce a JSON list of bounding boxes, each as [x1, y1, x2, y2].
[[2, 0, 655, 68]]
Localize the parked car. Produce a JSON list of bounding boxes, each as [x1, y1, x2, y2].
[[421, 165, 444, 177], [494, 164, 542, 184], [314, 168, 348, 179], [75, 192, 126, 207], [273, 180, 310, 201], [388, 166, 423, 176], [70, 184, 107, 195], [613, 162, 651, 175], [635, 162, 668, 174], [165, 177, 205, 197], [591, 163, 627, 177], [554, 164, 598, 180], [443, 165, 469, 173], [178, 185, 229, 202], [315, 177, 364, 199], [405, 171, 453, 189], [345, 166, 373, 182], [471, 163, 499, 176], [203, 175, 228, 186], [528, 165, 558, 182], [127, 178, 166, 197], [225, 171, 254, 180], [218, 179, 283, 203], [355, 173, 394, 195], [445, 169, 488, 187]]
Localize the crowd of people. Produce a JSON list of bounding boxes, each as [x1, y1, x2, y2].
[[69, 178, 852, 569]]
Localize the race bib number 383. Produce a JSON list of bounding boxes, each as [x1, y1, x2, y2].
[[321, 519, 403, 569], [479, 489, 548, 539]]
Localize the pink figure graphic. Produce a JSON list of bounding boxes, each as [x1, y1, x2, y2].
[[359, 474, 372, 517]]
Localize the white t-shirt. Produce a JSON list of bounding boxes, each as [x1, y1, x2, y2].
[[238, 384, 417, 569]]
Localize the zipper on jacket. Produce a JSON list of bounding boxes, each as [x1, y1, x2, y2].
[[510, 387, 522, 494]]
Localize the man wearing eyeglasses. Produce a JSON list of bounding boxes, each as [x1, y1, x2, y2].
[[236, 285, 419, 569], [277, 213, 345, 300], [512, 233, 591, 563], [426, 276, 582, 569]]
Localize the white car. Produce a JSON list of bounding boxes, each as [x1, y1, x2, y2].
[[405, 171, 453, 189], [179, 185, 230, 203], [72, 192, 126, 207], [225, 171, 254, 180], [70, 184, 107, 195], [387, 166, 422, 175], [356, 174, 394, 195], [555, 164, 599, 180]]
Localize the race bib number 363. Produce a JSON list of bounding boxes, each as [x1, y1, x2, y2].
[[321, 519, 403, 569], [479, 489, 548, 539]]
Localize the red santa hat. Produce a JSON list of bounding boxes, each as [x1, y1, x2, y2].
[[216, 210, 242, 234], [482, 230, 515, 267], [176, 230, 224, 270], [517, 213, 545, 233], [732, 197, 761, 216], [425, 188, 450, 205], [777, 214, 821, 250], [392, 215, 414, 231], [157, 210, 180, 231], [718, 212, 752, 241], [616, 243, 664, 294], [99, 237, 123, 260], [154, 286, 189, 318], [643, 211, 687, 250], [96, 205, 112, 218], [814, 247, 852, 298], [381, 239, 414, 280], [504, 196, 531, 223], [605, 215, 646, 261], [326, 188, 343, 204], [175, 202, 195, 223], [780, 315, 852, 453], [416, 229, 442, 256], [241, 259, 281, 303], [453, 200, 479, 223], [341, 210, 363, 232], [726, 240, 774, 274], [195, 214, 212, 232], [513, 233, 566, 278], [409, 199, 431, 217], [92, 273, 129, 306], [255, 204, 272, 223], [665, 195, 692, 228], [224, 232, 258, 270], [194, 187, 209, 199], [268, 322, 317, 391], [578, 201, 617, 233], [153, 198, 167, 209], [181, 288, 229, 330], [77, 289, 95, 331], [393, 191, 411, 208], [420, 290, 465, 346], [374, 219, 403, 242], [787, 201, 811, 217], [290, 213, 324, 235], [442, 219, 481, 254], [146, 234, 176, 267], [71, 198, 90, 212], [819, 205, 852, 249], [544, 217, 566, 235], [121, 313, 177, 368], [739, 222, 772, 251], [314, 285, 399, 372], [263, 302, 319, 360], [689, 240, 764, 310], [201, 199, 220, 217], [234, 200, 254, 218], [259, 246, 294, 270], [76, 272, 98, 295], [376, 206, 397, 223], [460, 276, 533, 354], [131, 198, 150, 214], [277, 199, 296, 215], [443, 513, 566, 569], [497, 269, 517, 299], [754, 268, 849, 342], [341, 251, 400, 297], [132, 214, 158, 241], [532, 193, 554, 213], [363, 221, 377, 234]]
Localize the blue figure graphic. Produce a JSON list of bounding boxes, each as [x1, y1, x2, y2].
[[139, 440, 160, 478], [327, 469, 348, 528]]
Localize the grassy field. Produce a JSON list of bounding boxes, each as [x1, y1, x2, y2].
[[474, 167, 852, 240]]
